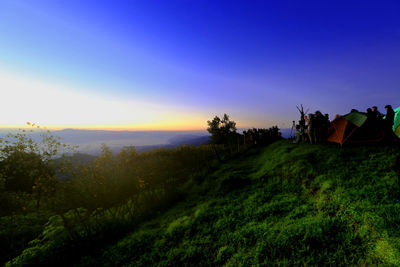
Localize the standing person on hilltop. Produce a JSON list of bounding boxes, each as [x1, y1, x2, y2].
[[384, 105, 395, 128], [384, 105, 395, 143], [322, 113, 330, 142], [303, 115, 309, 142], [365, 108, 376, 132], [313, 111, 320, 144], [366, 108, 374, 120], [314, 111, 325, 144], [383, 105, 394, 134], [308, 114, 315, 144], [372, 106, 382, 119]]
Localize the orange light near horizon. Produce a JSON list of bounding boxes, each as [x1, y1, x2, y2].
[[0, 122, 208, 132], [0, 118, 279, 132], [0, 69, 212, 131], [0, 69, 284, 132]]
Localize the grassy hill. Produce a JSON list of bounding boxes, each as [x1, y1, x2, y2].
[[8, 140, 400, 266]]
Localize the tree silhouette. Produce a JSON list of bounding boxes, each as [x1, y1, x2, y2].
[[207, 114, 237, 145], [0, 123, 75, 210]]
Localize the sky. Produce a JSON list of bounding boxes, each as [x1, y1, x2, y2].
[[1, 0, 400, 130]]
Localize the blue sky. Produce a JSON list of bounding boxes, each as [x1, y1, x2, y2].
[[1, 0, 400, 130]]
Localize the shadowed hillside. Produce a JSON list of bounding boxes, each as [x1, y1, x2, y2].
[[7, 140, 400, 266]]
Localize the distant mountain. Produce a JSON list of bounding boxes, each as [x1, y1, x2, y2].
[[168, 134, 210, 146]]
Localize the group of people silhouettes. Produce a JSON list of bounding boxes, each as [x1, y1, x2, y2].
[[294, 105, 397, 144], [295, 111, 330, 144], [366, 105, 395, 132], [366, 105, 396, 141]]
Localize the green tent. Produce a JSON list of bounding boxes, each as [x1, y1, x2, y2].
[[343, 112, 368, 127], [394, 107, 400, 138]]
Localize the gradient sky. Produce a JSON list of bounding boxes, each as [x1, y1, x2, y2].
[[1, 0, 400, 130]]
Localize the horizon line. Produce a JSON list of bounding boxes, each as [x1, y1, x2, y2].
[[0, 126, 289, 132], [0, 125, 209, 132]]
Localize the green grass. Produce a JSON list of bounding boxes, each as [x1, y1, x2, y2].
[[8, 141, 400, 266]]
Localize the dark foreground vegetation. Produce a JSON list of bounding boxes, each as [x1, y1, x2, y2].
[[1, 119, 280, 266], [0, 131, 225, 265], [2, 122, 400, 265]]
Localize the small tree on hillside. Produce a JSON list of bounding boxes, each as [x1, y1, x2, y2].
[[207, 114, 238, 157], [0, 123, 76, 210], [207, 114, 237, 145]]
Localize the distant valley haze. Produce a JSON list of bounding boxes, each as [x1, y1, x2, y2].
[[0, 127, 293, 155], [0, 128, 210, 155]]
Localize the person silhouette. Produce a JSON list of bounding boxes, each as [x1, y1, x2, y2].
[[384, 105, 395, 143]]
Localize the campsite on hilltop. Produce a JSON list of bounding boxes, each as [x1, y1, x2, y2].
[[3, 1, 400, 265]]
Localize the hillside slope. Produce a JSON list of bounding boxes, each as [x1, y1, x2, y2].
[[9, 141, 400, 266]]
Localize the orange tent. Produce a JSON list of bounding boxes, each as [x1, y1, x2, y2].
[[327, 112, 385, 146]]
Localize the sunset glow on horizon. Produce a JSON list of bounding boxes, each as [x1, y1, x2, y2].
[[0, 68, 213, 131], [0, 67, 279, 131]]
